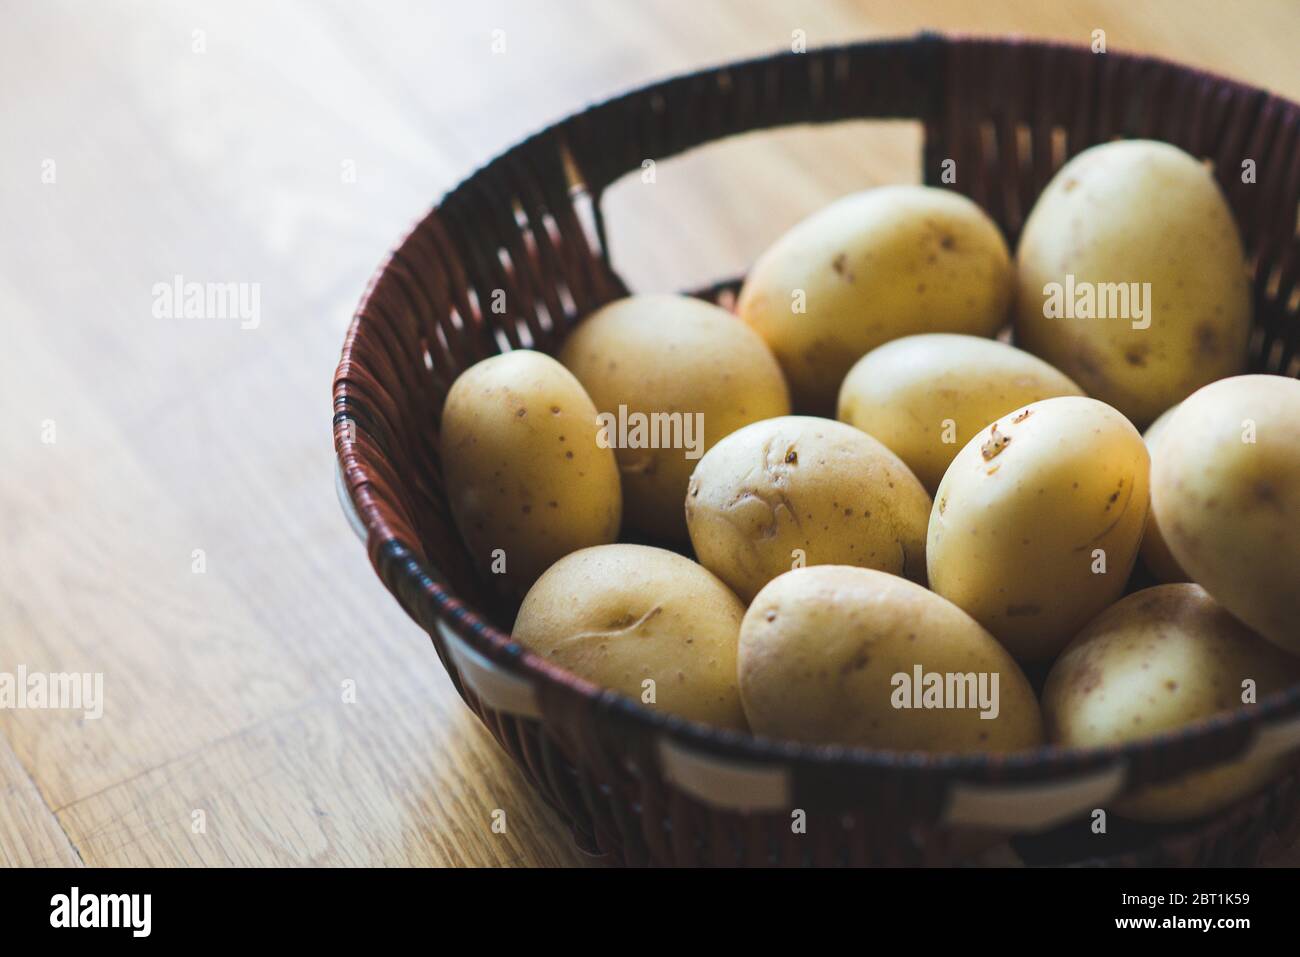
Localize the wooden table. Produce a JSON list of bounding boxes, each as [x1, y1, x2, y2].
[[2, 0, 1297, 867]]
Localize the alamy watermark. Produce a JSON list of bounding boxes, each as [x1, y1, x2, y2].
[[151, 274, 261, 329], [1042, 274, 1151, 330], [596, 405, 704, 460], [891, 665, 1000, 720], [0, 667, 103, 720], [50, 887, 150, 937]]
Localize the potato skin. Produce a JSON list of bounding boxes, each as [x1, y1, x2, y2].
[[838, 333, 1083, 493], [440, 350, 621, 598], [685, 416, 931, 603], [512, 545, 747, 729], [737, 186, 1012, 415], [1043, 584, 1300, 822], [927, 396, 1149, 662], [1014, 140, 1250, 428], [1138, 404, 1190, 583], [1151, 375, 1300, 654], [739, 566, 1043, 751], [559, 294, 789, 544]]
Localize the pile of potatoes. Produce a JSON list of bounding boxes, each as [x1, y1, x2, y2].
[[439, 139, 1300, 823]]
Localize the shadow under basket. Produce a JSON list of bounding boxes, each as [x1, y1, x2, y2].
[[333, 34, 1300, 866]]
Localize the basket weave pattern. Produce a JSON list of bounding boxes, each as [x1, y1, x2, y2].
[[334, 35, 1300, 866]]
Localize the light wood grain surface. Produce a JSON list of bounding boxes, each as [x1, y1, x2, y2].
[[2, 0, 1297, 867]]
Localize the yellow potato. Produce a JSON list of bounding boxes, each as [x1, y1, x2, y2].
[[512, 544, 747, 729], [1138, 404, 1190, 582], [1151, 374, 1300, 654], [927, 396, 1149, 662], [838, 333, 1083, 493], [559, 294, 789, 544], [738, 186, 1012, 415], [685, 416, 931, 603], [739, 566, 1043, 751], [1015, 139, 1250, 428], [1043, 584, 1300, 822], [440, 350, 621, 598]]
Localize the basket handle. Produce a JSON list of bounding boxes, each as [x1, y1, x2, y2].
[[555, 34, 946, 285], [560, 34, 945, 199]]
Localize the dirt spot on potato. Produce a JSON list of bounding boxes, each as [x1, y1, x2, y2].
[[1078, 662, 1102, 694], [981, 424, 1011, 460], [1076, 348, 1105, 384], [1197, 323, 1219, 355], [1255, 480, 1283, 510], [1006, 604, 1042, 617], [840, 643, 872, 675]]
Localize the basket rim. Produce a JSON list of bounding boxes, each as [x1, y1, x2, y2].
[[333, 31, 1300, 782]]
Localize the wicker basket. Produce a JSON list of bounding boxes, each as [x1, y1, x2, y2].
[[333, 34, 1300, 866]]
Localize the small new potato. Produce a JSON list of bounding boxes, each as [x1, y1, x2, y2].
[[1043, 584, 1300, 822], [838, 333, 1084, 493], [559, 294, 790, 544], [512, 544, 747, 729], [1015, 140, 1251, 427], [738, 185, 1013, 415], [1138, 404, 1189, 582], [927, 396, 1149, 662], [1151, 374, 1300, 654], [440, 350, 621, 597], [686, 416, 931, 603], [739, 566, 1044, 751]]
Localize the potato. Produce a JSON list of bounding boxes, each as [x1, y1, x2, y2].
[[512, 544, 746, 728], [1138, 404, 1190, 582], [838, 333, 1083, 493], [685, 416, 931, 602], [927, 396, 1149, 662], [1043, 584, 1300, 822], [737, 186, 1012, 415], [440, 350, 621, 597], [1014, 139, 1250, 428], [559, 294, 789, 544], [1151, 374, 1300, 654], [739, 566, 1043, 751]]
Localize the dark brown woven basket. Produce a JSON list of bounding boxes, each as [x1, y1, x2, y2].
[[333, 34, 1300, 866]]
